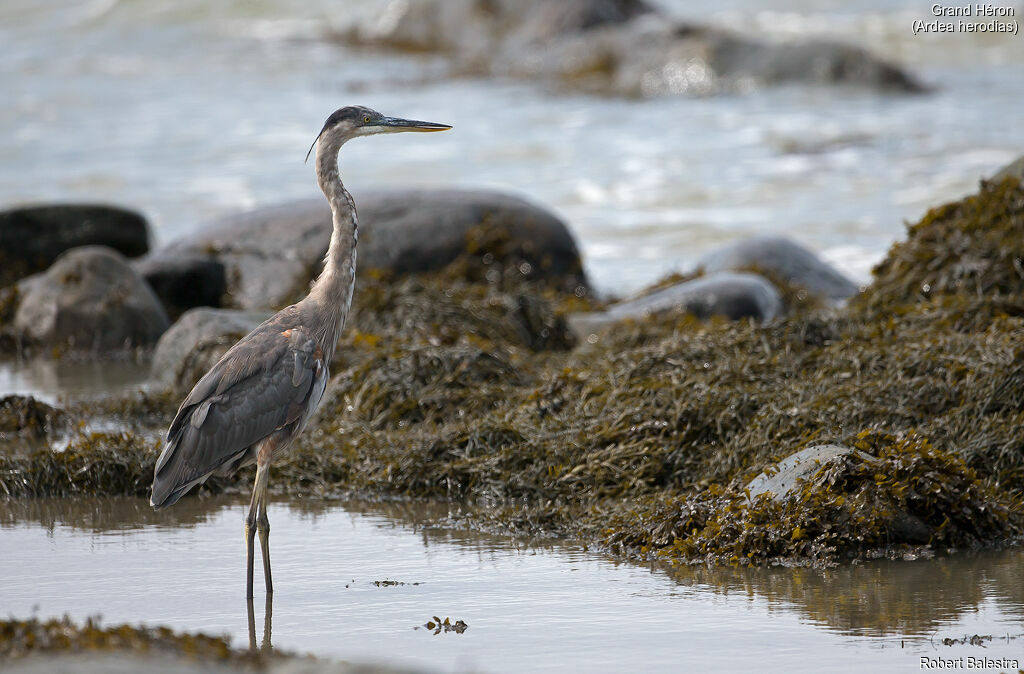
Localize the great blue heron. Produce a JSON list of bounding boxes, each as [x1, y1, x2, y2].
[[150, 106, 451, 597]]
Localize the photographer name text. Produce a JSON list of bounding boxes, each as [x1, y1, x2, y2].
[[920, 655, 1021, 670]]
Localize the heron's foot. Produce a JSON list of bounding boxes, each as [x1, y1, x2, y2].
[[257, 512, 273, 594]]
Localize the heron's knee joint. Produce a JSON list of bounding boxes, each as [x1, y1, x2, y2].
[[257, 513, 270, 533]]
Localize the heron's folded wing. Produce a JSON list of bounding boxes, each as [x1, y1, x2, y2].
[[152, 327, 323, 501]]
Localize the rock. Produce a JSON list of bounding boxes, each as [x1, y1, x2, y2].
[[10, 246, 169, 355], [706, 34, 925, 93], [346, 0, 655, 54], [0, 204, 150, 288], [698, 236, 858, 302], [356, 188, 587, 291], [746, 444, 932, 544], [504, 0, 654, 45], [343, 0, 925, 97], [507, 18, 926, 97], [0, 395, 69, 439], [572, 272, 781, 336], [133, 254, 227, 320], [992, 155, 1024, 183], [156, 199, 333, 311], [151, 308, 271, 392], [617, 272, 783, 320], [747, 444, 859, 500], [155, 189, 587, 309]]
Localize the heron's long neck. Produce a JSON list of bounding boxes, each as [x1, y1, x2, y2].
[[308, 134, 357, 363]]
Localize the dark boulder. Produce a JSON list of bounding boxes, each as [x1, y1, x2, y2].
[[133, 254, 227, 320], [153, 189, 587, 310], [698, 236, 858, 302], [570, 271, 782, 336], [151, 308, 271, 393], [9, 246, 169, 355], [707, 34, 925, 93], [357, 188, 587, 291], [0, 204, 150, 288]]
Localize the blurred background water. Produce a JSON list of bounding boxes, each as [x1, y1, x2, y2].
[[1, 0, 1022, 294]]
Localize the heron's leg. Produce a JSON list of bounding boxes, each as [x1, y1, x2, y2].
[[256, 472, 273, 595], [245, 481, 259, 599], [247, 457, 273, 595]]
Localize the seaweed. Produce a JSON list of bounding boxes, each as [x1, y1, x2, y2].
[[0, 431, 158, 498], [855, 176, 1024, 316], [0, 616, 267, 666], [604, 430, 1021, 566], [3, 177, 1024, 566], [0, 395, 69, 439]]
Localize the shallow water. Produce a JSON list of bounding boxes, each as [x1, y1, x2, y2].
[[2, 497, 1023, 672], [2, 0, 1023, 296]]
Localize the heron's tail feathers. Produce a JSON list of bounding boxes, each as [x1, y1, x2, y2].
[[151, 437, 190, 509], [151, 427, 252, 509], [150, 480, 192, 510], [150, 433, 205, 509]]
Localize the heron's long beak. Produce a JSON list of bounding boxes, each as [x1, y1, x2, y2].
[[379, 117, 452, 132]]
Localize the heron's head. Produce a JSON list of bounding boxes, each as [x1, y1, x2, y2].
[[306, 105, 451, 162]]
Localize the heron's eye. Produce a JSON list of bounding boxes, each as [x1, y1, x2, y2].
[[363, 115, 371, 124]]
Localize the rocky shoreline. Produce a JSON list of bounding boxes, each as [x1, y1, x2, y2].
[[338, 0, 928, 97], [2, 157, 1023, 569]]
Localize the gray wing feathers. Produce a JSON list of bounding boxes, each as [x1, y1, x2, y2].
[[151, 325, 324, 508]]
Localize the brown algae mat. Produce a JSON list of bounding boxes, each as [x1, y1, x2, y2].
[[0, 616, 421, 672], [2, 177, 1024, 567]]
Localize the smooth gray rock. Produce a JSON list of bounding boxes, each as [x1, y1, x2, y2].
[[746, 444, 859, 500], [0, 203, 150, 287], [11, 246, 169, 354], [154, 189, 586, 310], [151, 307, 271, 392], [698, 236, 858, 302], [992, 155, 1024, 182], [133, 254, 227, 320], [343, 0, 925, 96], [746, 444, 932, 544], [610, 272, 782, 321], [570, 272, 782, 337], [157, 199, 332, 311]]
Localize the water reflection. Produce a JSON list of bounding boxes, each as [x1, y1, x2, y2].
[[0, 493, 227, 532], [668, 554, 1024, 638], [2, 495, 1022, 644], [0, 358, 152, 404], [247, 594, 273, 654]]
